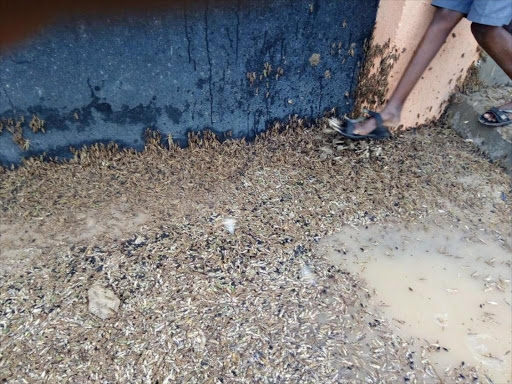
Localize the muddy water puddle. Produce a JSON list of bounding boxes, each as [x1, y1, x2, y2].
[[317, 222, 512, 383]]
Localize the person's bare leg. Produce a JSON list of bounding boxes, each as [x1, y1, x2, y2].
[[471, 23, 512, 123], [354, 8, 464, 135]]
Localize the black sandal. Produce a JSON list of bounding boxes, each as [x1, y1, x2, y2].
[[478, 107, 512, 127], [328, 110, 391, 140]]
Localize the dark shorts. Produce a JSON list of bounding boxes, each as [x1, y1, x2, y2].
[[432, 0, 512, 26]]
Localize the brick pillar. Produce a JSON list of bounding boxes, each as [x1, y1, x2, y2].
[[361, 0, 480, 128]]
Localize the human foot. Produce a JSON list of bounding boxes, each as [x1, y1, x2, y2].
[[480, 101, 512, 127], [328, 110, 392, 141], [352, 107, 401, 135]]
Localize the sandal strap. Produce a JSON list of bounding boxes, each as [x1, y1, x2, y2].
[[488, 107, 511, 123], [344, 119, 357, 136], [367, 110, 384, 128]]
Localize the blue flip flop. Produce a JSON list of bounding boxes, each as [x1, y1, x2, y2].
[[329, 110, 391, 140]]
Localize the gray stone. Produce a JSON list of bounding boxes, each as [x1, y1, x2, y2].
[[445, 86, 512, 174], [88, 285, 121, 320]]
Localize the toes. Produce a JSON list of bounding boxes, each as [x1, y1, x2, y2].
[[354, 118, 377, 135], [483, 113, 496, 122]]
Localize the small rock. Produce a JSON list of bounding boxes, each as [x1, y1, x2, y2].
[[222, 218, 236, 235], [301, 265, 316, 285], [134, 236, 145, 245], [88, 285, 120, 320]]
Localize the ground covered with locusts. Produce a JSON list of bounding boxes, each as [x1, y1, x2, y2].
[[0, 118, 511, 383]]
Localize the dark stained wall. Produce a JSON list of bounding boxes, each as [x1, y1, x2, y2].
[[0, 0, 379, 165]]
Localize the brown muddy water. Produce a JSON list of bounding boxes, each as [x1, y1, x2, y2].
[[317, 222, 512, 383]]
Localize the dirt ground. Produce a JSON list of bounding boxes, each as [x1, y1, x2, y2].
[[0, 119, 511, 383]]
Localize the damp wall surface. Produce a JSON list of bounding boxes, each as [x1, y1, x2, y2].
[[0, 0, 379, 166]]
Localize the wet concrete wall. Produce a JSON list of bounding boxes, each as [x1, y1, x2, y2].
[[0, 0, 379, 165]]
